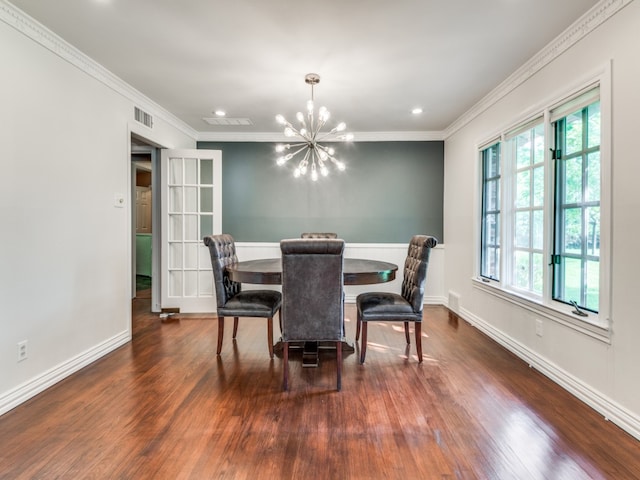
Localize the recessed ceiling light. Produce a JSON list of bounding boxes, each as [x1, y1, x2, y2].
[[411, 107, 423, 115], [214, 110, 226, 117]]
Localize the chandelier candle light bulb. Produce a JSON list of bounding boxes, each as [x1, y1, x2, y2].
[[275, 73, 353, 181]]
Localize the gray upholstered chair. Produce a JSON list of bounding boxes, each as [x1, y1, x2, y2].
[[280, 238, 345, 391], [301, 232, 338, 239], [355, 235, 438, 364], [204, 234, 282, 358]]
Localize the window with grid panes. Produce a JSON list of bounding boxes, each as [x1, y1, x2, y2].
[[480, 143, 501, 281], [477, 84, 606, 328], [552, 98, 601, 312], [507, 121, 545, 296]]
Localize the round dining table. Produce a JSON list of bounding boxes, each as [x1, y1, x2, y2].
[[225, 257, 399, 364], [226, 257, 398, 285]]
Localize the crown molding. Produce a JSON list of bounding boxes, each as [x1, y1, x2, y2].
[[197, 130, 445, 143], [444, 0, 634, 139], [1, 0, 198, 140], [5, 0, 628, 145]]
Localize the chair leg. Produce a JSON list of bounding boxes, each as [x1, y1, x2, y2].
[[415, 322, 423, 363], [336, 341, 342, 391], [216, 316, 225, 355], [283, 342, 289, 391], [355, 314, 361, 341], [267, 317, 274, 359], [232, 317, 239, 339], [404, 321, 410, 344], [359, 322, 368, 364]]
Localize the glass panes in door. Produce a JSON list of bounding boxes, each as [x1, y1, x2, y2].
[[162, 149, 221, 312]]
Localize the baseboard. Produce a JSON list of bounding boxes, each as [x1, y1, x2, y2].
[[0, 331, 131, 416], [458, 306, 640, 441]]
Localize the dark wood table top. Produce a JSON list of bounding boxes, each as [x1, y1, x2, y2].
[[226, 258, 398, 285]]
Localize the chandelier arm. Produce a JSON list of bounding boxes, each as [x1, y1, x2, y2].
[[285, 142, 308, 148], [311, 118, 327, 140], [315, 132, 339, 143], [308, 111, 315, 135], [289, 144, 310, 159], [300, 149, 311, 168], [286, 121, 313, 142], [284, 123, 303, 137]]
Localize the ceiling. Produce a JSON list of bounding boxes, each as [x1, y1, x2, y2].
[[10, 0, 601, 137]]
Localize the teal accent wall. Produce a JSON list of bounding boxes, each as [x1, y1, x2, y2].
[[197, 141, 444, 243]]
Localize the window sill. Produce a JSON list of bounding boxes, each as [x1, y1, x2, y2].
[[471, 277, 611, 344]]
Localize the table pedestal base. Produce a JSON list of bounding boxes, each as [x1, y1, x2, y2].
[[274, 339, 355, 367]]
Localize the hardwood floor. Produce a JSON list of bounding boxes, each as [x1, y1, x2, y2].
[[1, 298, 639, 479]]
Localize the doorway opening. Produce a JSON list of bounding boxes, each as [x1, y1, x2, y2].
[[131, 134, 161, 312]]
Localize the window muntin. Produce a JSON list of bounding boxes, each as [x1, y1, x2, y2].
[[553, 101, 601, 312], [480, 143, 501, 281], [507, 122, 545, 296]]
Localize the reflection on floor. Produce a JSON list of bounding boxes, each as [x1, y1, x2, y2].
[[136, 275, 151, 291]]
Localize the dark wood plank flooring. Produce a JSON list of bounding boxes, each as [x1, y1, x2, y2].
[[0, 297, 639, 479]]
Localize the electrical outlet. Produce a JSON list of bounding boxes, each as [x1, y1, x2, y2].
[[535, 319, 543, 337], [17, 340, 28, 362]]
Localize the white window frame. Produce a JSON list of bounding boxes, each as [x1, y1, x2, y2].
[[502, 117, 546, 300], [479, 142, 501, 282], [474, 63, 612, 342]]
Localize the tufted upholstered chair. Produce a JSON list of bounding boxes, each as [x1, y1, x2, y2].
[[355, 235, 438, 364], [300, 232, 338, 239], [280, 238, 345, 391], [204, 234, 282, 358]]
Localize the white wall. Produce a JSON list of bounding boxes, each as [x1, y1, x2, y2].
[[0, 12, 196, 414], [443, 1, 640, 438]]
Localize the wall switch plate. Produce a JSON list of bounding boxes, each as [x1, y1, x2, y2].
[[114, 194, 125, 208], [113, 193, 124, 208]]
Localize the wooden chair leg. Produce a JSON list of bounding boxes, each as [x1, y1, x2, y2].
[[267, 317, 274, 359], [359, 322, 368, 364], [216, 316, 225, 355], [355, 314, 361, 341], [404, 321, 410, 344], [415, 322, 423, 363], [336, 341, 342, 391], [232, 317, 239, 339], [283, 342, 289, 391]]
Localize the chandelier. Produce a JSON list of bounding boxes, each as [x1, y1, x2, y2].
[[275, 73, 353, 181]]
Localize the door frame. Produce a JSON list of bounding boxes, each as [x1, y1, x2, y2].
[[129, 125, 170, 313]]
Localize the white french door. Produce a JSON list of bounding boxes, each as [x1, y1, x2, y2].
[[161, 149, 222, 313]]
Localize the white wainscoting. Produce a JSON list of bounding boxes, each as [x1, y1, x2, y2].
[[236, 242, 446, 304]]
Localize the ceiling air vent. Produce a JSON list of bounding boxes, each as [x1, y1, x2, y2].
[[203, 117, 253, 126], [134, 106, 153, 128]]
